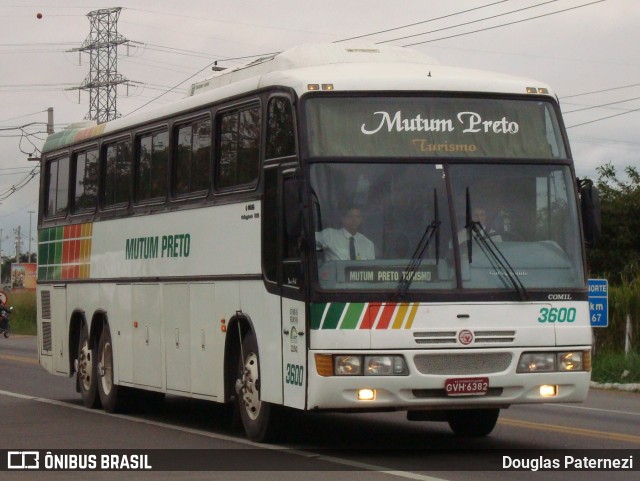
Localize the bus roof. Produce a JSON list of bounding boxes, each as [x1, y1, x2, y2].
[[42, 43, 555, 153]]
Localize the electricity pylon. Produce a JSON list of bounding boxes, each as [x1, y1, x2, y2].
[[69, 7, 133, 123]]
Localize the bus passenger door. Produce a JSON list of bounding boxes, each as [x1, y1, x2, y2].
[[280, 169, 307, 409]]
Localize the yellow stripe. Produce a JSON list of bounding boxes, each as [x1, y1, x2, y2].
[[404, 303, 419, 329], [500, 417, 640, 444], [392, 303, 409, 329]]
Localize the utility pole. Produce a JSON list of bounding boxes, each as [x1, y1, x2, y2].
[[68, 7, 135, 123], [47, 107, 54, 134], [28, 210, 35, 261], [14, 226, 21, 261]]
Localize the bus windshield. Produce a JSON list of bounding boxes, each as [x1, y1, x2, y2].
[[306, 96, 567, 159], [310, 163, 584, 292]]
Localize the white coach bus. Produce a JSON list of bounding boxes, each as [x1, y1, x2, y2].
[[37, 43, 599, 441]]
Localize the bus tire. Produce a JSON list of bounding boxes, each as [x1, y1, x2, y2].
[[97, 324, 129, 413], [77, 325, 100, 409], [447, 408, 500, 437], [235, 331, 279, 442]]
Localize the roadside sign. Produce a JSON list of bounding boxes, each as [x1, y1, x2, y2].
[[588, 279, 608, 328]]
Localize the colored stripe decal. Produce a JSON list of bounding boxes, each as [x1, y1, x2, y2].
[[322, 302, 346, 329], [405, 303, 419, 329], [392, 303, 409, 329], [311, 302, 421, 330], [341, 303, 366, 329], [38, 223, 93, 281], [361, 303, 382, 329], [376, 303, 397, 329], [310, 303, 328, 330]]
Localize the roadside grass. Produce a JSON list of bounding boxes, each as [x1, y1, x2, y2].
[[591, 350, 640, 384], [5, 290, 37, 336]]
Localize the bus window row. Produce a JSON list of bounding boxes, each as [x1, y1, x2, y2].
[[44, 96, 296, 219]]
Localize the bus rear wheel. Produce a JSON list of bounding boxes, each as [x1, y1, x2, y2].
[[447, 408, 500, 437], [77, 325, 100, 408], [235, 331, 279, 442], [97, 324, 129, 413]]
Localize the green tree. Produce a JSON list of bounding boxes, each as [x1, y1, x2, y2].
[[587, 163, 640, 283]]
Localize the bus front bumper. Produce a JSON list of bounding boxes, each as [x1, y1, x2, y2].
[[306, 348, 591, 411]]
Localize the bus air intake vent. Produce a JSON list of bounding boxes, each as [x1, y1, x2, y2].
[[413, 352, 513, 375], [413, 330, 516, 345], [413, 331, 457, 344], [474, 330, 516, 343], [41, 290, 51, 320], [41, 321, 52, 353]]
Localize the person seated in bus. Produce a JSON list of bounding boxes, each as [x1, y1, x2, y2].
[[457, 207, 502, 244], [316, 206, 375, 261]]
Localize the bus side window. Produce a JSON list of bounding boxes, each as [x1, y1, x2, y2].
[[266, 97, 295, 159], [216, 105, 261, 190], [136, 130, 168, 202], [103, 139, 132, 207], [73, 149, 98, 213], [174, 118, 211, 196], [45, 155, 70, 218]]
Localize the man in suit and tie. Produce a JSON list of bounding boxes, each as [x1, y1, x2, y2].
[[316, 206, 375, 261]]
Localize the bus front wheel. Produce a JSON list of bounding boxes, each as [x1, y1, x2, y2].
[[235, 331, 279, 442], [77, 325, 100, 408], [447, 408, 500, 437]]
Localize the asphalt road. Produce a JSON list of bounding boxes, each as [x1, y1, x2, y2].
[[0, 335, 638, 481]]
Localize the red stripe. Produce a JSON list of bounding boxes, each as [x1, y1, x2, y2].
[[361, 304, 382, 329], [376, 303, 396, 329]]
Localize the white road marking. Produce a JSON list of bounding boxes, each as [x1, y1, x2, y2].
[[0, 389, 450, 481]]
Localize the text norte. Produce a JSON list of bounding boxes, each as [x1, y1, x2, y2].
[[125, 234, 191, 260]]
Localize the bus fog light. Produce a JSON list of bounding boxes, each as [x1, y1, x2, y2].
[[558, 352, 583, 371], [364, 355, 408, 376], [540, 385, 557, 397], [334, 355, 362, 376], [357, 388, 376, 401], [517, 353, 556, 372]]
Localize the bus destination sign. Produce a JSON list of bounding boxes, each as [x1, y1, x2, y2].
[[345, 266, 436, 283]]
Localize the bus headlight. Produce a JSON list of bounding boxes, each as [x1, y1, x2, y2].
[[558, 352, 584, 371], [331, 355, 408, 376], [365, 356, 409, 376], [334, 355, 362, 376], [517, 351, 586, 373], [517, 353, 556, 372]]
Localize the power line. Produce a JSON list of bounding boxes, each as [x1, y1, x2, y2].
[[380, 0, 560, 45], [560, 83, 640, 99], [562, 96, 640, 114], [402, 0, 606, 47], [123, 50, 280, 117], [335, 0, 510, 43], [566, 106, 640, 129]]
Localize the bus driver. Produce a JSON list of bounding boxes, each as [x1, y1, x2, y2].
[[316, 206, 375, 261]]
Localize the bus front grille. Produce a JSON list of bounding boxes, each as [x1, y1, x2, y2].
[[413, 352, 513, 375]]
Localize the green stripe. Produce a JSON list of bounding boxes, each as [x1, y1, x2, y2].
[[310, 303, 327, 330], [341, 303, 366, 329], [322, 302, 346, 329]]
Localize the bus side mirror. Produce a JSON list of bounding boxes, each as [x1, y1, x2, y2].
[[578, 178, 601, 246], [284, 177, 303, 239]]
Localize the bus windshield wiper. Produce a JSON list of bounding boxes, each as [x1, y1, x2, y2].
[[395, 190, 441, 299], [465, 188, 528, 301]]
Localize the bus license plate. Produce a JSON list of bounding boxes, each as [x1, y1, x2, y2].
[[444, 377, 489, 396]]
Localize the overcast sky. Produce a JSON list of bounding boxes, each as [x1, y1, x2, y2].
[[0, 0, 638, 258]]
